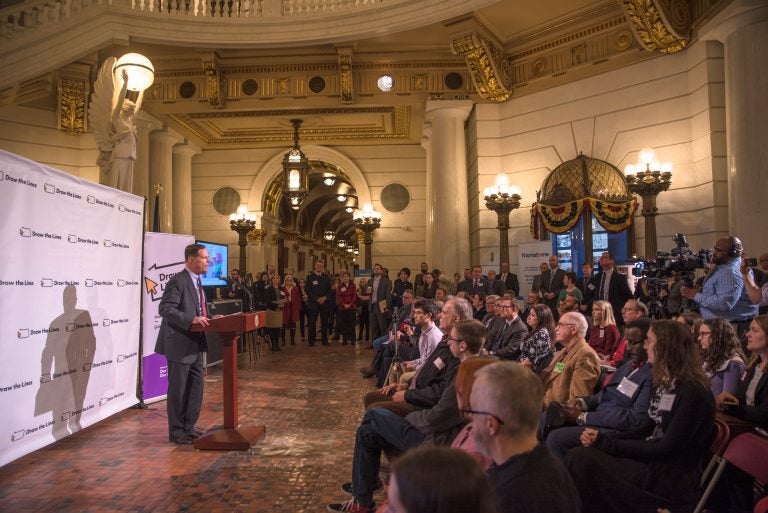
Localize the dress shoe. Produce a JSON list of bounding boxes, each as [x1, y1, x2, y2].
[[170, 435, 193, 444], [186, 430, 203, 439]]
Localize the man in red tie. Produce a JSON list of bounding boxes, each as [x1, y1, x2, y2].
[[154, 243, 210, 444]]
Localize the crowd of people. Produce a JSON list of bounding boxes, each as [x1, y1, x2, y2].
[[212, 238, 768, 513]]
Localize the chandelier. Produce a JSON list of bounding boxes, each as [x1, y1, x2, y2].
[[282, 119, 310, 210]]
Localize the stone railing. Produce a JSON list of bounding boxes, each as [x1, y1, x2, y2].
[[0, 0, 397, 36]]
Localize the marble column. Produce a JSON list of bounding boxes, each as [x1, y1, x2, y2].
[[701, 3, 768, 252], [423, 99, 473, 276], [133, 112, 162, 231], [172, 141, 201, 235], [149, 129, 182, 233]]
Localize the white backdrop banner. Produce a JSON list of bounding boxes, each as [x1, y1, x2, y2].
[[0, 150, 144, 467], [141, 232, 194, 403], [518, 241, 554, 299]]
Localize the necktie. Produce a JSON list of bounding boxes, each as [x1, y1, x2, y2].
[[197, 276, 208, 317], [599, 273, 606, 300], [549, 270, 555, 289], [601, 272, 610, 300]]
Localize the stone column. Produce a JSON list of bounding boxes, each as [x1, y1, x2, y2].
[[172, 141, 201, 235], [149, 129, 182, 233], [424, 99, 473, 276], [701, 3, 768, 252], [133, 112, 162, 231]]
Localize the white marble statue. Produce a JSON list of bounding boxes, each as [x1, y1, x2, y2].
[[90, 58, 145, 194]]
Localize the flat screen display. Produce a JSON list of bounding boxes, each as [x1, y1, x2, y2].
[[197, 240, 228, 287]]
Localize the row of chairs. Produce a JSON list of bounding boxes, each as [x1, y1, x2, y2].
[[695, 419, 768, 513]]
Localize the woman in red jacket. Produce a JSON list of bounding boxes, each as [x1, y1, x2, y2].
[[336, 271, 358, 346], [282, 275, 301, 346]]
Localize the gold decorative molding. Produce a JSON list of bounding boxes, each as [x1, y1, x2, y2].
[[446, 17, 513, 103], [337, 46, 353, 105], [57, 78, 87, 135], [618, 0, 690, 54], [202, 55, 226, 108], [247, 227, 267, 243]]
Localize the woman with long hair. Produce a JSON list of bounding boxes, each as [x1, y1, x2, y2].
[[417, 272, 437, 299], [589, 300, 620, 358], [281, 274, 301, 346], [264, 274, 284, 352], [717, 315, 768, 428], [387, 446, 496, 513], [699, 317, 745, 396], [519, 304, 555, 373], [565, 320, 715, 513]]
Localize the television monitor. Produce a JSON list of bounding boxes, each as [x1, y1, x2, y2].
[[197, 240, 228, 287]]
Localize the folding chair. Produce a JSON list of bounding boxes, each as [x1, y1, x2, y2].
[[694, 418, 731, 513]]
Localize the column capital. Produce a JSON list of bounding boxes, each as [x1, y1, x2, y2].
[[150, 128, 184, 146], [698, 1, 768, 43], [425, 100, 473, 122], [173, 140, 202, 157]]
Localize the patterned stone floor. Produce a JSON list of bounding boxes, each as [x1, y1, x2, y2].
[[0, 339, 379, 513]]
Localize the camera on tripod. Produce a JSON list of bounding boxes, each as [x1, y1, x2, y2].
[[630, 233, 713, 291]]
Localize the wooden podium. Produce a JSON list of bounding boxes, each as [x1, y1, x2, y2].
[[191, 311, 266, 450]]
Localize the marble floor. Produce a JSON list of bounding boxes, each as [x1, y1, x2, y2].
[[0, 339, 380, 513]]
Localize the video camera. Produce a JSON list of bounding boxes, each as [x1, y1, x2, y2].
[[629, 233, 713, 295]]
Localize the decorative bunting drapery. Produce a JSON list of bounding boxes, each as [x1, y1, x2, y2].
[[530, 197, 637, 239]]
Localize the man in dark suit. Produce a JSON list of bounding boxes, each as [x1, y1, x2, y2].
[[487, 298, 528, 360], [155, 243, 210, 444], [368, 262, 392, 341], [498, 261, 520, 297], [584, 252, 633, 326], [539, 255, 566, 317], [486, 270, 506, 297], [304, 258, 332, 346], [458, 265, 493, 296]]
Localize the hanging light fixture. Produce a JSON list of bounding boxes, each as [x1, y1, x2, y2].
[[323, 227, 336, 241], [337, 240, 347, 249], [322, 172, 337, 186], [282, 119, 310, 210]]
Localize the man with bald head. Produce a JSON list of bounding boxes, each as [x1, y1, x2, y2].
[[541, 311, 601, 407]]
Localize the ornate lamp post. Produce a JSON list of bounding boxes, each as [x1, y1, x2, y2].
[[229, 204, 256, 273], [353, 203, 382, 269], [483, 173, 521, 266], [282, 119, 310, 210], [624, 148, 672, 258]]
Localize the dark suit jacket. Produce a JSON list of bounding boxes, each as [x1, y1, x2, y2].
[[726, 359, 768, 427], [539, 268, 566, 305], [584, 269, 633, 321], [369, 275, 392, 310], [491, 315, 529, 360], [489, 279, 505, 297], [304, 271, 332, 311], [458, 277, 493, 296], [498, 272, 520, 296], [155, 269, 207, 364]]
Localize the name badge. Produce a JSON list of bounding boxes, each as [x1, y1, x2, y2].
[[554, 362, 566, 374], [658, 393, 676, 411], [599, 329, 605, 338], [617, 377, 639, 398], [313, 280, 318, 285], [588, 283, 595, 291], [341, 287, 347, 292], [433, 357, 445, 370]]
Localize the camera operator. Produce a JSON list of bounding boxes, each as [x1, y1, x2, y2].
[[681, 236, 758, 336]]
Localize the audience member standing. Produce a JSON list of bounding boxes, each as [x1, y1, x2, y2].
[[539, 255, 566, 316], [304, 259, 332, 347], [391, 268, 413, 309], [458, 265, 493, 296], [585, 252, 632, 326], [336, 271, 358, 346], [357, 278, 370, 341], [413, 262, 429, 293], [281, 275, 300, 346], [368, 263, 392, 341], [486, 270, 505, 297], [498, 261, 520, 297]]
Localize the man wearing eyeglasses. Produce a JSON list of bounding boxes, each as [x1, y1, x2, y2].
[[469, 362, 580, 513], [327, 305, 478, 513], [544, 318, 653, 459], [485, 298, 527, 360], [541, 312, 601, 407]]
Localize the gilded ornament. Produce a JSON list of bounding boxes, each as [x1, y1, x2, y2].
[[618, 0, 690, 54], [203, 58, 226, 108], [450, 31, 513, 102], [57, 78, 87, 135]]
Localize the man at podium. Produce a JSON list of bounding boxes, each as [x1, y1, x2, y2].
[[154, 243, 210, 444]]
